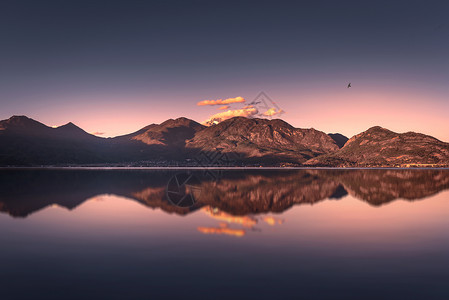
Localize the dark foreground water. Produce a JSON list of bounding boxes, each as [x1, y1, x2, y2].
[[1, 168, 449, 300]]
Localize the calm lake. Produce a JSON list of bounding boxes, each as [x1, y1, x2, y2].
[[1, 169, 449, 300]]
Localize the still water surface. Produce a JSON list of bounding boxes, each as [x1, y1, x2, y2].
[[1, 169, 448, 299]]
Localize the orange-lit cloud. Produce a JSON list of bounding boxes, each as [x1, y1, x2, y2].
[[202, 107, 258, 126], [218, 105, 230, 110], [202, 206, 257, 228], [263, 108, 284, 117], [91, 131, 105, 135], [263, 216, 285, 226], [197, 223, 245, 237], [197, 96, 245, 106]]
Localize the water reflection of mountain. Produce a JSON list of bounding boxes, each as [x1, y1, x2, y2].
[[1, 169, 448, 218]]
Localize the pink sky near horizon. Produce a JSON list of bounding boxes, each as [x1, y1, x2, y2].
[[2, 82, 448, 142], [1, 0, 448, 146]]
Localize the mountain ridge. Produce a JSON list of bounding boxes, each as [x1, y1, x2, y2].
[[0, 115, 447, 167], [305, 126, 449, 167], [186, 116, 339, 163]]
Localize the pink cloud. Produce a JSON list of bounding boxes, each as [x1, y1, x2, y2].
[[202, 107, 258, 126], [197, 96, 245, 106], [263, 108, 284, 117]]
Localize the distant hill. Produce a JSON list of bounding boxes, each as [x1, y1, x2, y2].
[[127, 117, 205, 147], [0, 115, 51, 135], [1, 115, 448, 167], [0, 116, 108, 165], [328, 133, 349, 148], [109, 117, 206, 162], [305, 126, 449, 167], [0, 115, 341, 166]]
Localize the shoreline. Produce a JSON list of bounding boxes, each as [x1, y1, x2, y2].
[[1, 166, 449, 170]]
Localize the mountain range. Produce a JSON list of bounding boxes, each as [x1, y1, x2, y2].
[[1, 169, 448, 218], [1, 115, 448, 167]]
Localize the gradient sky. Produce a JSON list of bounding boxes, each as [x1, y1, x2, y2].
[[1, 0, 448, 140]]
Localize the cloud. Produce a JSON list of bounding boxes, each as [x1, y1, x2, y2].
[[262, 108, 284, 117], [197, 96, 245, 106], [218, 105, 230, 110], [202, 207, 257, 228], [202, 107, 258, 126], [263, 216, 284, 226], [197, 223, 245, 237], [91, 132, 105, 135]]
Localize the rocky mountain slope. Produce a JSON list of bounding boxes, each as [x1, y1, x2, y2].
[[305, 126, 449, 167], [186, 117, 339, 163], [0, 115, 341, 165], [1, 115, 448, 166], [122, 117, 205, 147]]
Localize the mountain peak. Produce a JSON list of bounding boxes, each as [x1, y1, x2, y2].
[[130, 117, 205, 147], [365, 126, 393, 134], [216, 116, 293, 129], [9, 115, 30, 120], [6, 115, 36, 125], [160, 117, 203, 129], [0, 115, 49, 132], [59, 122, 79, 129], [54, 122, 93, 138], [186, 116, 339, 163], [306, 125, 449, 167]]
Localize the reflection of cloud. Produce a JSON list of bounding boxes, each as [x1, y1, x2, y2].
[[91, 132, 105, 135], [202, 206, 257, 227], [263, 108, 284, 117], [263, 216, 284, 226], [198, 223, 245, 237], [218, 105, 230, 110], [197, 96, 245, 106], [202, 108, 258, 126]]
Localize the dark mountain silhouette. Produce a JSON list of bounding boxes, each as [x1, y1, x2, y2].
[[107, 117, 206, 162], [0, 115, 50, 135], [119, 117, 205, 148], [328, 133, 349, 148], [0, 116, 109, 165], [306, 126, 449, 167], [0, 115, 340, 166], [53, 122, 98, 140], [1, 115, 448, 166], [0, 116, 205, 165], [0, 116, 97, 141]]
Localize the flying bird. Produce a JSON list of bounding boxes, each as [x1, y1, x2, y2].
[[347, 83, 351, 88]]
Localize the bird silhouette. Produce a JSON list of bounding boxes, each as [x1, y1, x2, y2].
[[347, 83, 351, 88]]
